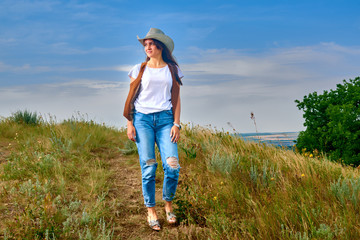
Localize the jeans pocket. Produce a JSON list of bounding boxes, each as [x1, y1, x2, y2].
[[165, 109, 173, 115]]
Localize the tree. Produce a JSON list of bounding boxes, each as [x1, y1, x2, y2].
[[295, 77, 360, 166]]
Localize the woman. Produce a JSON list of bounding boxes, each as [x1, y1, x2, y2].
[[123, 28, 183, 231]]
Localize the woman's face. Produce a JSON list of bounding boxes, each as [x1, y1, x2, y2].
[[144, 39, 162, 58]]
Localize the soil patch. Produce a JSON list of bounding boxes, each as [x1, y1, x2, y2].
[[108, 155, 176, 239]]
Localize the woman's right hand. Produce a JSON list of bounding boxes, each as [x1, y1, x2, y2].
[[127, 122, 136, 142]]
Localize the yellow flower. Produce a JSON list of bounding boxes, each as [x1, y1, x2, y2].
[[213, 196, 217, 201], [301, 173, 305, 177], [270, 177, 275, 181], [309, 154, 313, 158], [220, 181, 224, 185]]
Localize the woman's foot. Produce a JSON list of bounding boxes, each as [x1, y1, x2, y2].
[[147, 215, 161, 231], [165, 201, 176, 224], [166, 211, 177, 224], [147, 207, 160, 231]]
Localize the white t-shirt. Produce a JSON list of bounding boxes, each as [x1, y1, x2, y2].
[[128, 63, 184, 114]]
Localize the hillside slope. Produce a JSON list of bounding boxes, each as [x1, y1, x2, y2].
[[1, 116, 360, 239]]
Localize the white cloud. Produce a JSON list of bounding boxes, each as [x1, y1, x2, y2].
[[0, 0, 59, 18], [48, 42, 137, 55], [182, 43, 360, 81], [0, 62, 51, 73], [0, 79, 128, 127], [0, 61, 133, 75], [1, 43, 359, 132], [319, 42, 360, 55], [0, 38, 17, 44], [149, 12, 225, 23], [177, 43, 360, 132], [41, 79, 126, 89]]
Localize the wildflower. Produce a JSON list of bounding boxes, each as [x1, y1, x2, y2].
[[15, 133, 18, 136], [270, 177, 275, 181], [220, 181, 224, 185], [8, 143, 11, 146], [309, 154, 313, 158], [301, 173, 305, 177], [213, 196, 217, 201], [313, 149, 319, 156]]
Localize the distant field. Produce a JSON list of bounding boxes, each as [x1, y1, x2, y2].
[[235, 132, 299, 148]]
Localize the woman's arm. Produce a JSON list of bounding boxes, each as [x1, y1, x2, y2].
[[174, 94, 181, 125], [127, 76, 137, 142], [171, 93, 181, 143], [127, 120, 136, 142]]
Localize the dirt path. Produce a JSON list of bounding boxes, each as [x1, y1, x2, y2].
[[108, 155, 180, 240]]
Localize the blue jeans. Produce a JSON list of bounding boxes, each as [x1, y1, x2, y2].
[[133, 109, 180, 207]]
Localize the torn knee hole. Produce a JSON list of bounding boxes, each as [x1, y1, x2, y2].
[[167, 157, 179, 169], [146, 159, 156, 166]]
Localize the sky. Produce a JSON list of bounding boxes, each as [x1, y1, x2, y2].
[[1, 0, 360, 133]]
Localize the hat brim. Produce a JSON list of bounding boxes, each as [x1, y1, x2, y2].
[[137, 34, 174, 53]]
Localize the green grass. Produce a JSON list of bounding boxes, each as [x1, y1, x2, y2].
[[1, 112, 360, 239], [0, 112, 124, 239]]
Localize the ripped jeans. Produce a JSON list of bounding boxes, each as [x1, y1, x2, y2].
[[133, 109, 180, 207]]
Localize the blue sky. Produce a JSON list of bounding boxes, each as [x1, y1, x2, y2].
[[1, 0, 360, 132]]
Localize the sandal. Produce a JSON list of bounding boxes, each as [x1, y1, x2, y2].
[[166, 212, 177, 224], [147, 216, 161, 231]]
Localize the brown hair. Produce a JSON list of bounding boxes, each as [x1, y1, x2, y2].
[[144, 39, 183, 85]]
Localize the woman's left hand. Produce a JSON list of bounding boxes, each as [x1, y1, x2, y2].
[[170, 125, 180, 143]]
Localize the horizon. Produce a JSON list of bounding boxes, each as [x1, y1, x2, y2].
[[1, 0, 360, 132]]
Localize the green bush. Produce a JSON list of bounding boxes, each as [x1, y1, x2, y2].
[[295, 77, 360, 166], [11, 110, 41, 125]]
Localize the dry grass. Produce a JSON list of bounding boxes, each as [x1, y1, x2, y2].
[[1, 113, 360, 239], [174, 124, 360, 239]]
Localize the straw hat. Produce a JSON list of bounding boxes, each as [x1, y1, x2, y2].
[[137, 28, 174, 53]]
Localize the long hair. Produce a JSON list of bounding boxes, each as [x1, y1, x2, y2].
[[145, 39, 183, 85]]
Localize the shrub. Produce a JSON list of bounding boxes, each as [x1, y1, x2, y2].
[[295, 77, 360, 166], [207, 151, 240, 175], [11, 110, 41, 125]]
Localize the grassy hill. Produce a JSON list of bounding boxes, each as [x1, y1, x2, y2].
[[1, 112, 360, 239]]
